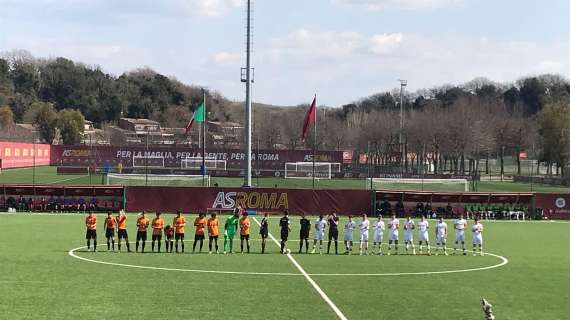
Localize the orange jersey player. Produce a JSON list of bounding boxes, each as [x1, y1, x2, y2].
[[136, 211, 150, 253], [116, 210, 131, 252], [192, 213, 207, 253], [207, 213, 220, 254], [151, 212, 165, 253], [164, 224, 175, 253], [85, 212, 97, 252], [239, 212, 251, 254], [173, 211, 186, 253], [104, 212, 117, 251]]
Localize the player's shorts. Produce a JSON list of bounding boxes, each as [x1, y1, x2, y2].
[[373, 232, 383, 243], [105, 228, 115, 238], [175, 233, 185, 240], [315, 231, 325, 241], [436, 234, 446, 244], [418, 231, 429, 242], [195, 234, 205, 241], [344, 232, 353, 242], [473, 234, 483, 245], [280, 231, 289, 241], [360, 232, 369, 242], [165, 234, 174, 240], [152, 234, 162, 241], [118, 229, 128, 239], [404, 231, 414, 242], [389, 230, 399, 241], [85, 229, 97, 240], [328, 229, 338, 240], [240, 234, 250, 241], [136, 231, 147, 241], [299, 230, 309, 240], [455, 230, 465, 242], [209, 235, 219, 240]]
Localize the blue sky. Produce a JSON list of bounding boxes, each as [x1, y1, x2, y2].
[[1, 0, 569, 106]]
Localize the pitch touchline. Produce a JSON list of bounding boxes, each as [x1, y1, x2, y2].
[[252, 217, 349, 320]]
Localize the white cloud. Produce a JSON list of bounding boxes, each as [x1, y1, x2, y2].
[[333, 0, 462, 11], [213, 52, 242, 65]]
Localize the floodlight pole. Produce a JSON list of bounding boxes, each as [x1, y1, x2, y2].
[[202, 89, 207, 187], [243, 0, 253, 187], [398, 79, 407, 174]]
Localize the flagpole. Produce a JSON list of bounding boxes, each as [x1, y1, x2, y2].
[[202, 89, 207, 187], [312, 94, 316, 189]]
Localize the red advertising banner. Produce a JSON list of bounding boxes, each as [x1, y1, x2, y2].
[[0, 142, 51, 169], [50, 145, 343, 174], [535, 193, 570, 219], [126, 186, 372, 216]]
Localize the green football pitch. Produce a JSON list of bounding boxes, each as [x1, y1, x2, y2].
[[1, 166, 568, 192], [0, 213, 569, 319]]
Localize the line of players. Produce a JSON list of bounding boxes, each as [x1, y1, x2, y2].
[[84, 210, 484, 256], [273, 212, 484, 256]]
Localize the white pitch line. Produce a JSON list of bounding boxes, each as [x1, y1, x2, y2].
[[252, 217, 348, 320], [68, 246, 299, 276]]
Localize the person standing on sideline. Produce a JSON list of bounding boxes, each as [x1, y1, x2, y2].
[[207, 213, 220, 254], [239, 212, 251, 253], [151, 212, 164, 253], [173, 211, 186, 253], [311, 215, 327, 254], [259, 213, 269, 254], [104, 212, 116, 252], [343, 215, 356, 255], [327, 212, 340, 254], [279, 211, 291, 254], [116, 210, 131, 252], [372, 215, 385, 255], [223, 209, 239, 254], [135, 211, 150, 253], [85, 211, 97, 252], [193, 213, 207, 253], [299, 213, 311, 253], [359, 214, 370, 255]]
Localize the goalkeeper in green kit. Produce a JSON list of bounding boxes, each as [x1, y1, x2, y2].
[[223, 209, 240, 254]]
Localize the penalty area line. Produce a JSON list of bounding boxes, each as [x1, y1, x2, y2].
[[252, 217, 349, 320]]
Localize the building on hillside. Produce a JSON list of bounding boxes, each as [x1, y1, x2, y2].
[[82, 121, 109, 145]]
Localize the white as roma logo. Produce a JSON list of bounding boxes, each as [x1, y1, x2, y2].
[[555, 198, 566, 209]]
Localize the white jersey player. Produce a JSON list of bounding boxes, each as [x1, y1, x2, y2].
[[471, 218, 484, 256], [417, 216, 431, 255], [372, 215, 385, 255], [344, 216, 356, 254], [311, 215, 327, 254], [359, 214, 370, 255], [387, 214, 400, 255], [453, 214, 468, 255], [435, 217, 448, 255], [403, 217, 416, 255]]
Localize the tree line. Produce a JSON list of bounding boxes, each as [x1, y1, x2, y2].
[[0, 51, 569, 176]]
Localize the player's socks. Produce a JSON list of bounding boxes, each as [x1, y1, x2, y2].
[[107, 240, 110, 250], [181, 242, 185, 253], [193, 241, 198, 253], [200, 240, 204, 253], [142, 241, 145, 253], [126, 242, 131, 252], [175, 242, 179, 253], [136, 241, 139, 252], [93, 241, 97, 251], [112, 240, 115, 251], [246, 243, 250, 253], [87, 240, 90, 250], [157, 241, 161, 253]]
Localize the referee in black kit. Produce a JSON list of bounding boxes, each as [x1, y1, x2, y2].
[[279, 210, 291, 254], [327, 212, 339, 254]]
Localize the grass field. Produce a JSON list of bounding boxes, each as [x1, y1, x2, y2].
[[0, 213, 569, 319], [1, 166, 569, 193]]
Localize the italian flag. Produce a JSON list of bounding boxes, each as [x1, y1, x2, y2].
[[185, 101, 205, 134]]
